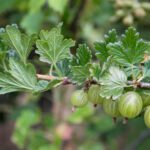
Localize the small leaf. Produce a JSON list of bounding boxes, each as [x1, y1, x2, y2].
[[57, 59, 71, 76], [1, 25, 36, 64], [124, 65, 140, 78], [89, 63, 101, 81], [94, 42, 108, 63], [36, 26, 75, 65], [71, 44, 92, 66], [71, 64, 91, 84], [101, 56, 114, 75], [108, 27, 150, 66], [122, 27, 139, 50], [100, 66, 127, 100], [105, 29, 118, 43], [0, 25, 36, 63], [94, 29, 117, 62]]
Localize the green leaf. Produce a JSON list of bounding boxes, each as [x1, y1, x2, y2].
[[124, 65, 140, 78], [143, 60, 150, 82], [1, 25, 36, 64], [0, 59, 63, 94], [0, 87, 19, 94], [0, 59, 37, 94], [9, 59, 37, 87], [122, 27, 139, 50], [105, 29, 118, 43], [94, 29, 117, 62], [71, 64, 91, 84], [94, 42, 108, 63], [0, 38, 8, 70], [108, 27, 150, 66], [57, 59, 71, 76], [71, 44, 92, 66], [101, 56, 114, 75], [36, 26, 75, 65], [89, 63, 101, 81], [100, 66, 127, 100]]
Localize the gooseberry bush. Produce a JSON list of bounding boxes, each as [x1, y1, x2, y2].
[[0, 24, 150, 127]]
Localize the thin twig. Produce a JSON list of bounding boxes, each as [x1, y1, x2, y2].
[[36, 74, 72, 85], [127, 81, 150, 88], [36, 74, 150, 88], [36, 74, 56, 80]]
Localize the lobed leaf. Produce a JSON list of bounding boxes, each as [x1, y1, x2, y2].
[[71, 44, 92, 66], [94, 29, 117, 63], [0, 25, 36, 64], [36, 26, 75, 65], [71, 64, 91, 84], [0, 59, 63, 94], [100, 66, 127, 100], [89, 63, 101, 81], [0, 59, 37, 94], [108, 27, 150, 66], [57, 59, 71, 76]]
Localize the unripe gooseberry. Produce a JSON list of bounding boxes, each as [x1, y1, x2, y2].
[[144, 106, 150, 128], [118, 91, 143, 119], [71, 90, 88, 108], [88, 85, 104, 105], [103, 99, 120, 117]]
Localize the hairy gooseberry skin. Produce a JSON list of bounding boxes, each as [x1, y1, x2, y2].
[[71, 90, 88, 107], [88, 85, 103, 105], [118, 91, 143, 119], [103, 99, 120, 117], [144, 106, 150, 128]]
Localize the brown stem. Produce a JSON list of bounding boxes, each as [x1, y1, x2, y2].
[[127, 81, 150, 88], [36, 74, 150, 89], [36, 74, 56, 80], [36, 74, 72, 85]]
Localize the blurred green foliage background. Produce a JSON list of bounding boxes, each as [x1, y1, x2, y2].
[[0, 0, 150, 150]]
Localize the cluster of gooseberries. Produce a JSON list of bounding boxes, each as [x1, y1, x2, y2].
[[71, 84, 150, 128], [112, 0, 150, 26]]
